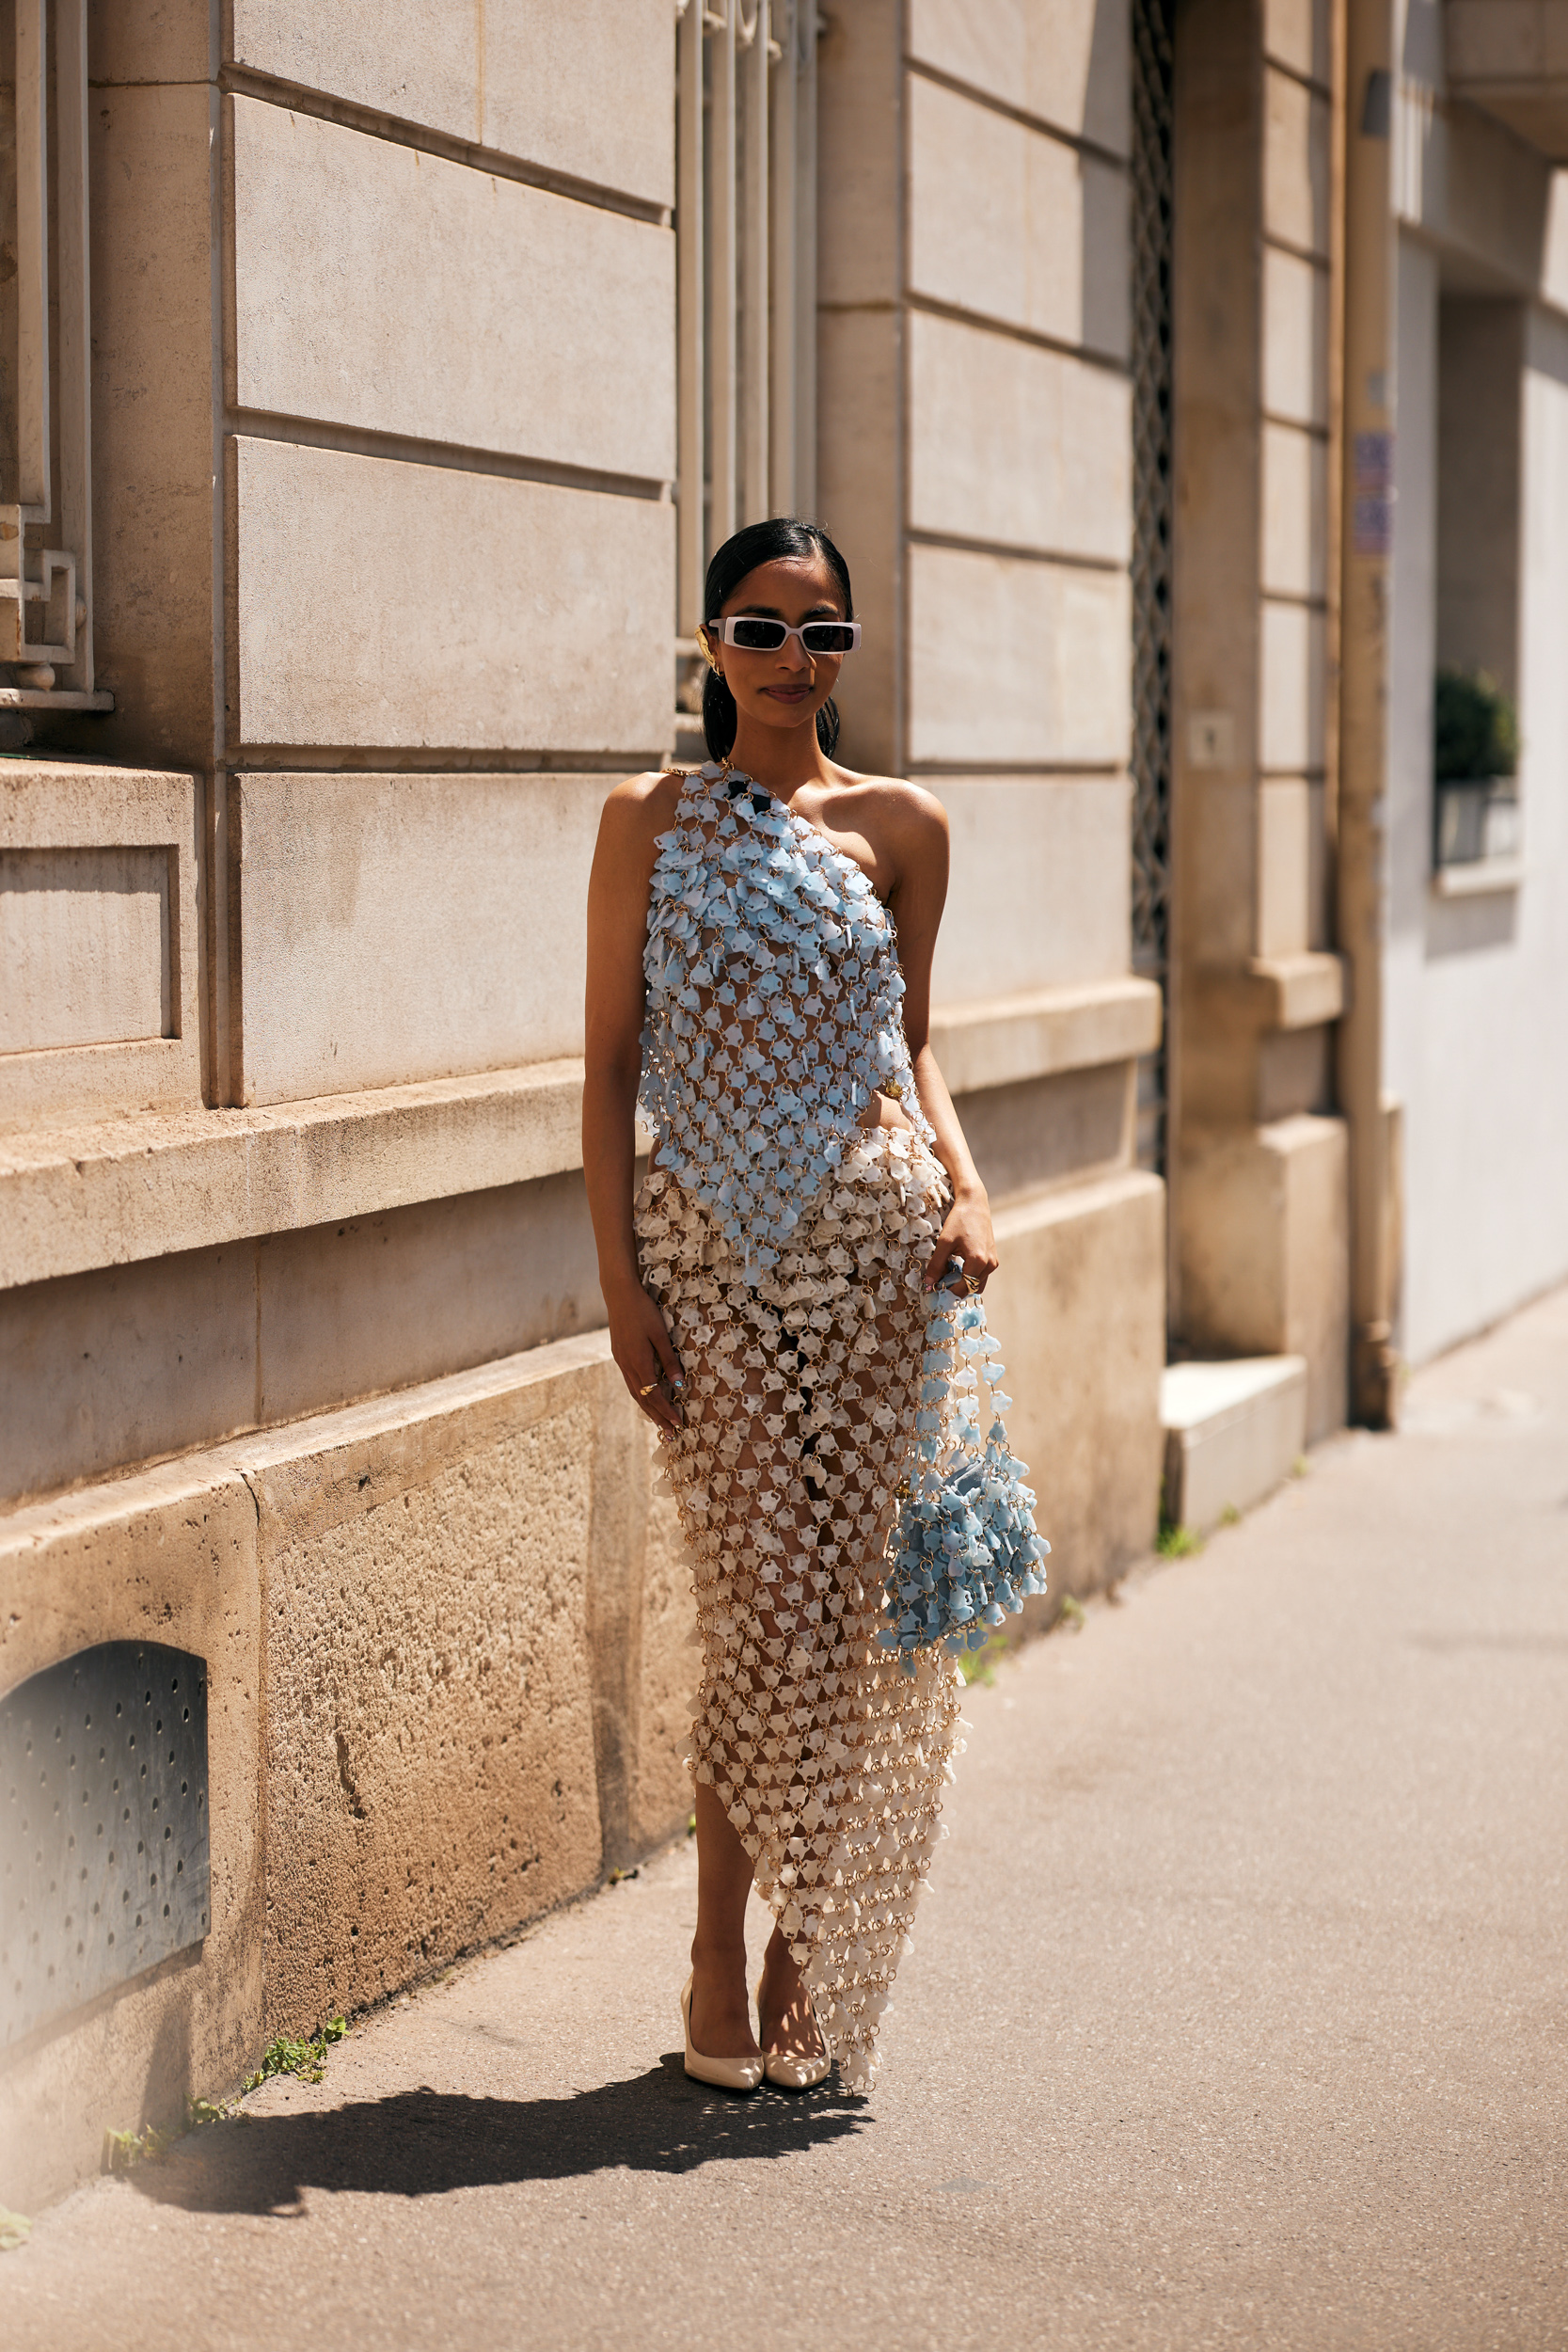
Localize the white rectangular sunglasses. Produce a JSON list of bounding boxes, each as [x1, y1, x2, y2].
[[706, 616, 862, 654]]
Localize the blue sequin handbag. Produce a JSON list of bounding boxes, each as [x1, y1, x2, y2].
[[879, 1276, 1050, 1667]]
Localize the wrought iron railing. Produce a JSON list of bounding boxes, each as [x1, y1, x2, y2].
[[1131, 0, 1175, 1173], [673, 0, 818, 722]]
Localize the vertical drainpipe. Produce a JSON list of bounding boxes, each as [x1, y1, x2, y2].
[[1335, 0, 1400, 1429]]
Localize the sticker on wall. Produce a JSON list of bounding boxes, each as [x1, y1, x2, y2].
[[0, 1644, 211, 2047], [1353, 432, 1396, 558]]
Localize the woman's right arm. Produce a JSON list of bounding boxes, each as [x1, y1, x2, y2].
[[583, 776, 685, 1432]]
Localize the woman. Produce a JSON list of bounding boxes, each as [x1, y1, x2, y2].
[[583, 516, 1001, 2095]]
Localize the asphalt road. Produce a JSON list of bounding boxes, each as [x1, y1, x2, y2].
[[4, 1284, 1566, 2351]]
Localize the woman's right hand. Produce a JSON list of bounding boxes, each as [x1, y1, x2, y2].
[[607, 1276, 686, 1432]]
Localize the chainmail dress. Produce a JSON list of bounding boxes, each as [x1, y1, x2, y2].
[[634, 759, 965, 2092]]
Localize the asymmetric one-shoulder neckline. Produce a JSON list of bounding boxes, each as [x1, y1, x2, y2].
[[664, 762, 888, 909]]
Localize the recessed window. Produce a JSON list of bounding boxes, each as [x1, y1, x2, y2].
[[1433, 295, 1525, 885], [1433, 667, 1519, 869]]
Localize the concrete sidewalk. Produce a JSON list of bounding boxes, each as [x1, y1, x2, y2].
[[3, 1285, 1566, 2351]]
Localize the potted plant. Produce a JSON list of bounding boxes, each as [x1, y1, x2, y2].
[[1433, 668, 1520, 866]]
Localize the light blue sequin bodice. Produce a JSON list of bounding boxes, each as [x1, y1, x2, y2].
[[639, 761, 935, 1272]]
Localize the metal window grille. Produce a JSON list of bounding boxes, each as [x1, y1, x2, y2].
[[1131, 0, 1175, 1174], [0, 0, 105, 716], [673, 1, 818, 735]]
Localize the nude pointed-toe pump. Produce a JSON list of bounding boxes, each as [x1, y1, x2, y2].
[[759, 1978, 832, 2090], [681, 1971, 764, 2092]]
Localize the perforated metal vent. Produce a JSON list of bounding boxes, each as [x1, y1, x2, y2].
[[1, 1643, 210, 2045], [1132, 0, 1176, 1176]]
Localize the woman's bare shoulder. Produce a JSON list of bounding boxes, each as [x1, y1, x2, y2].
[[597, 767, 689, 844], [843, 772, 949, 845]]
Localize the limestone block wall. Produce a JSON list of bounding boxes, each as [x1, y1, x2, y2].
[[1, 0, 1165, 2207], [1, 0, 693, 2211], [0, 1334, 687, 2214], [1168, 0, 1348, 1435], [3, 4, 681, 1513]]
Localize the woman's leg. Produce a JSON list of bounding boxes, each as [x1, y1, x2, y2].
[[641, 1150, 954, 2089], [757, 1920, 820, 2059], [689, 1779, 763, 2060]]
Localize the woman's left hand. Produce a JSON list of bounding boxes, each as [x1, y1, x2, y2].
[[924, 1184, 1000, 1295]]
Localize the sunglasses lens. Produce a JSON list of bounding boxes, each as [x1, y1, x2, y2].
[[800, 623, 857, 653], [727, 618, 787, 650]]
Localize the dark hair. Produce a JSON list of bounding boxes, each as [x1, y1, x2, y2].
[[700, 516, 854, 761]]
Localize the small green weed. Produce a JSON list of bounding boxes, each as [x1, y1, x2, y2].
[[1156, 1469, 1204, 1558], [1220, 1502, 1242, 1526], [103, 2124, 175, 2174], [1057, 1594, 1087, 1631], [243, 2013, 348, 2092], [186, 2096, 231, 2129], [0, 2207, 31, 2252], [1291, 1454, 1309, 1478], [1156, 1521, 1203, 1559]]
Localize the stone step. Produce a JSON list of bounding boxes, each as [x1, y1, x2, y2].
[[1160, 1356, 1308, 1533]]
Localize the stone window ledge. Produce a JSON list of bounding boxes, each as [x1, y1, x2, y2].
[[1432, 856, 1526, 899], [0, 1059, 604, 1292], [1243, 951, 1347, 1031], [3, 977, 1163, 1292], [928, 976, 1164, 1098]]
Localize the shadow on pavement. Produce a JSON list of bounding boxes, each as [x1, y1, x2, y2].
[[128, 2057, 867, 2216]]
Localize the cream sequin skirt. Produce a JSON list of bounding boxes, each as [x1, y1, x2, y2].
[[635, 1125, 965, 2091]]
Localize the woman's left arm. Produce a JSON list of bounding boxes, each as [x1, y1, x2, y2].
[[884, 787, 1000, 1295]]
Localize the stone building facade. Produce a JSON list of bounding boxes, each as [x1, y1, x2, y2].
[[3, 0, 1565, 2210]]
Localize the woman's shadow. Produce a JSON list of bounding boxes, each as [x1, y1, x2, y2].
[[131, 2055, 868, 2217]]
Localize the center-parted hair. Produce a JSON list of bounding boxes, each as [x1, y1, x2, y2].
[[701, 517, 854, 761]]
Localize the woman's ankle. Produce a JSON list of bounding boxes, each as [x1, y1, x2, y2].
[[689, 1934, 749, 1980], [758, 1943, 802, 2002]]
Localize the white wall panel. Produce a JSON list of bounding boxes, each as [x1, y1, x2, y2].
[[231, 99, 673, 480], [908, 77, 1129, 359], [908, 0, 1131, 156], [0, 849, 168, 1053], [232, 438, 672, 752], [930, 777, 1132, 997], [1262, 0, 1332, 85], [236, 773, 608, 1104], [909, 311, 1131, 563], [1263, 66, 1331, 257], [230, 0, 673, 205], [1261, 421, 1326, 598], [909, 543, 1132, 768], [1385, 246, 1568, 1360], [1262, 246, 1330, 427], [1259, 600, 1325, 773]]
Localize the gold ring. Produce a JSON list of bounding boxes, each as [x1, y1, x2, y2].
[[638, 1379, 659, 1397], [962, 1274, 983, 1295]]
